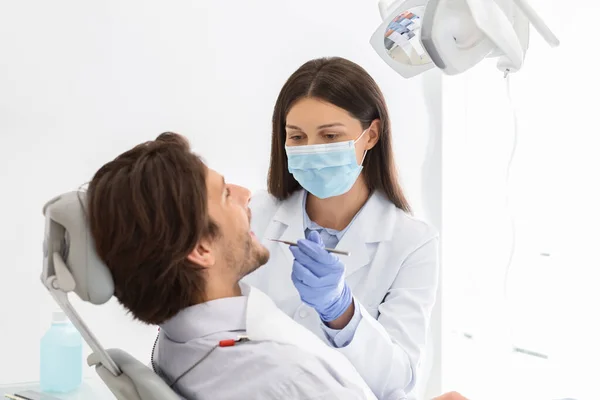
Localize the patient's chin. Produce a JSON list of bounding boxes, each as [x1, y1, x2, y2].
[[256, 245, 270, 266], [245, 244, 269, 276]]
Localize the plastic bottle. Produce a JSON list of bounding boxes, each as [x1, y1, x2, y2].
[[40, 310, 83, 393]]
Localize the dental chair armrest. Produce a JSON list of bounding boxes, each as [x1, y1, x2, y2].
[[88, 349, 182, 400]]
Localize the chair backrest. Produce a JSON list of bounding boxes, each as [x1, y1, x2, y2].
[[42, 191, 114, 304], [42, 191, 181, 400]]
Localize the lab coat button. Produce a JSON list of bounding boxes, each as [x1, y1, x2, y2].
[[299, 309, 309, 318]]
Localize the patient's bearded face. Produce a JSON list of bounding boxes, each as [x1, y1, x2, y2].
[[205, 169, 269, 277]]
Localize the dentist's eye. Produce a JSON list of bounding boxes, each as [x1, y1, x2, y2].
[[324, 134, 338, 140]]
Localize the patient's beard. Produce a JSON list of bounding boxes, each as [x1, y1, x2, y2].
[[231, 233, 269, 279]]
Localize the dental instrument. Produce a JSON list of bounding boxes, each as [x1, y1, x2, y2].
[[269, 239, 351, 256]]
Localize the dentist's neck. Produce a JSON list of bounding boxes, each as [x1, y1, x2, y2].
[[305, 174, 370, 231]]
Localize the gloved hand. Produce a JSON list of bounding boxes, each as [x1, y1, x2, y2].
[[290, 231, 353, 322]]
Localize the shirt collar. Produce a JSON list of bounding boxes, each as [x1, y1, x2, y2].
[[160, 295, 248, 343]]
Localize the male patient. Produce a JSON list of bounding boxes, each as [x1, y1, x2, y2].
[[86, 132, 373, 400], [86, 132, 467, 400]]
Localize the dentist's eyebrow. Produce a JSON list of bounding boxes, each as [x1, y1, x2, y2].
[[285, 123, 345, 130], [317, 123, 345, 129]]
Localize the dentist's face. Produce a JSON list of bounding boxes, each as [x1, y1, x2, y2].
[[285, 97, 377, 164], [204, 168, 269, 278]]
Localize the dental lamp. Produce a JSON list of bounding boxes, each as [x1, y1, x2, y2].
[[371, 0, 560, 78]]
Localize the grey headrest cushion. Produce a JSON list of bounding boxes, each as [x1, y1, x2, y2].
[[43, 191, 114, 304]]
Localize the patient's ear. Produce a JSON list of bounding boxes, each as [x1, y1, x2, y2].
[[187, 240, 215, 268]]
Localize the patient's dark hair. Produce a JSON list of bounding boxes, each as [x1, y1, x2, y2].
[[87, 132, 218, 325]]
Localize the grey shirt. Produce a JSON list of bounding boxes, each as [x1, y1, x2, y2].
[[156, 296, 368, 400]]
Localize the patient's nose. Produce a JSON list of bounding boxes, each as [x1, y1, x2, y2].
[[229, 184, 251, 206]]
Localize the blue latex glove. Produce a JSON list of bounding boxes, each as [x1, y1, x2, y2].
[[290, 231, 353, 322]]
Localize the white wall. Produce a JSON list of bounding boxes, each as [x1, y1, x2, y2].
[[419, 72, 443, 400], [441, 1, 600, 398], [0, 0, 441, 386]]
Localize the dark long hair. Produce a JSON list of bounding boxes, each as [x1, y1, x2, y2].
[[268, 57, 411, 212]]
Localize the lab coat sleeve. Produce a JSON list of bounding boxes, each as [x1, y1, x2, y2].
[[336, 236, 440, 400], [321, 298, 363, 347]]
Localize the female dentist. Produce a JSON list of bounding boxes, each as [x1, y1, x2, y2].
[[245, 57, 439, 400]]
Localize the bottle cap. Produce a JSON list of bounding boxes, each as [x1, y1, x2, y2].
[[52, 311, 68, 323]]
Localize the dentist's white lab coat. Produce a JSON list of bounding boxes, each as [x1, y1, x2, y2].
[[245, 189, 439, 400]]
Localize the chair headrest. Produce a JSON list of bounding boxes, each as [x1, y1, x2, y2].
[[42, 191, 114, 305]]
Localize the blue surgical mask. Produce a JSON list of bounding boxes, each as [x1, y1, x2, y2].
[[285, 130, 368, 199]]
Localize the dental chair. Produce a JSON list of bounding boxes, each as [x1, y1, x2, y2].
[[41, 191, 181, 400]]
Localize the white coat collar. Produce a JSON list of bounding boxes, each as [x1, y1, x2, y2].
[[242, 283, 376, 400], [269, 189, 397, 277]]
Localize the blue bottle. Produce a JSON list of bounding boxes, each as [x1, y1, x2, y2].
[[40, 311, 83, 393]]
